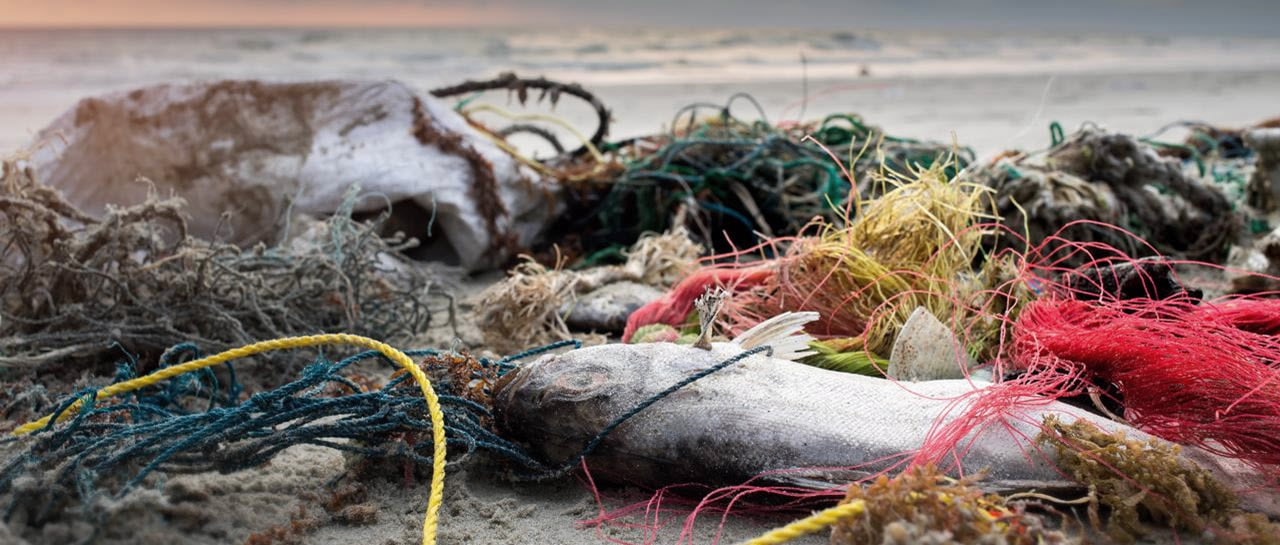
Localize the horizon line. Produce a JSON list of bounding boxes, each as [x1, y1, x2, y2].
[[0, 22, 1215, 39]]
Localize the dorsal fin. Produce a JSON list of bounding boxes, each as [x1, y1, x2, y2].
[[731, 311, 820, 361]]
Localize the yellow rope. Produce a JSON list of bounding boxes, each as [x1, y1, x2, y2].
[[482, 132, 560, 177], [12, 333, 447, 545], [462, 103, 607, 163], [739, 500, 867, 545]]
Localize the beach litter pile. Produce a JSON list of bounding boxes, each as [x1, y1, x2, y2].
[[3, 73, 1280, 545], [527, 92, 970, 262]]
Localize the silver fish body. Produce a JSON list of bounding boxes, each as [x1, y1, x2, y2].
[[494, 342, 1280, 515]]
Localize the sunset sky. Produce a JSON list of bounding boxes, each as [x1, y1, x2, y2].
[[1, 0, 1277, 34]]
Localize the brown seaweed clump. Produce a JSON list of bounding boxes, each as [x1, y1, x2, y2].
[[830, 465, 1066, 545], [1037, 415, 1280, 544]]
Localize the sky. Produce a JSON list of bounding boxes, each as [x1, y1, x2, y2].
[[1, 0, 1278, 35]]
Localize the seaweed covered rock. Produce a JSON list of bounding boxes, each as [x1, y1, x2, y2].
[[23, 79, 555, 270]]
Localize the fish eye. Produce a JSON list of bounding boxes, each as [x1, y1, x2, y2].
[[552, 369, 610, 397], [561, 371, 604, 390]]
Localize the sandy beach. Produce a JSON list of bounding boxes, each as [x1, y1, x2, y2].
[[7, 68, 1280, 158], [4, 20, 1280, 545]]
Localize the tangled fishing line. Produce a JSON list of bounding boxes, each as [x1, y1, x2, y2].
[[0, 342, 562, 530], [488, 92, 974, 263], [0, 161, 454, 375]]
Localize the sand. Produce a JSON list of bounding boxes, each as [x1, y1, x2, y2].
[[0, 444, 827, 545], [3, 66, 1279, 544], [6, 67, 1280, 158]]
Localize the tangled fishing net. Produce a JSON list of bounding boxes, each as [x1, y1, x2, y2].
[[1011, 293, 1280, 470], [965, 125, 1245, 263], [0, 161, 452, 374], [626, 161, 1007, 372], [531, 97, 971, 263], [0, 340, 568, 531], [725, 167, 991, 359]]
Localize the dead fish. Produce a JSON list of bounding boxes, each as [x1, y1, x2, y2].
[[494, 314, 1280, 515]]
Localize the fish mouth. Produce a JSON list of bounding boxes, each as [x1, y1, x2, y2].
[[490, 367, 527, 437], [492, 367, 525, 403]]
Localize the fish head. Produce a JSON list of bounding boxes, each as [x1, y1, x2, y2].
[[492, 343, 711, 464]]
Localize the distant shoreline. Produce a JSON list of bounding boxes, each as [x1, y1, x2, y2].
[[2, 25, 1271, 39]]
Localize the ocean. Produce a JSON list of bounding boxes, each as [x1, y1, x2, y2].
[[3, 26, 1280, 154]]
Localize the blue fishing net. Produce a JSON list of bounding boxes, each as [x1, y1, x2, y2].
[[0, 340, 577, 527]]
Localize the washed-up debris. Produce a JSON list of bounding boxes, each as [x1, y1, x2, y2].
[[474, 227, 702, 354], [830, 465, 1066, 545], [560, 281, 665, 334], [0, 163, 450, 372], [886, 307, 974, 382], [966, 126, 1243, 263], [625, 162, 1002, 372], [1047, 128, 1238, 260], [428, 72, 613, 159], [531, 101, 971, 262], [9, 68, 1280, 545], [492, 314, 1278, 518], [23, 79, 557, 271]]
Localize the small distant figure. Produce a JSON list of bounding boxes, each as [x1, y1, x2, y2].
[[859, 64, 871, 77]]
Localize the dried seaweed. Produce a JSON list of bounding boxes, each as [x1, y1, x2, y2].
[[1035, 415, 1279, 544], [830, 465, 1066, 545]]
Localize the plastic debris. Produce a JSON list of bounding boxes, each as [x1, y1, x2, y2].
[[23, 79, 557, 270]]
